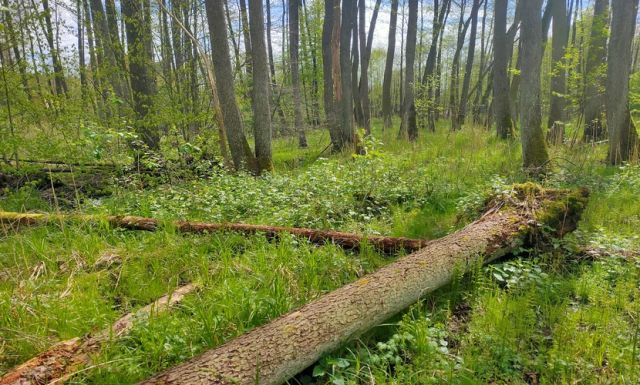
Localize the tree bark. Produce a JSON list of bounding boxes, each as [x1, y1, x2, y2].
[[0, 284, 197, 385], [322, 0, 341, 149], [41, 0, 68, 96], [382, 0, 399, 129], [238, 0, 253, 75], [205, 0, 256, 172], [607, 0, 639, 164], [289, 0, 309, 148], [338, 0, 356, 149], [0, 211, 431, 254], [359, 0, 382, 136], [122, 0, 160, 150], [583, 0, 609, 142], [138, 185, 588, 385], [399, 0, 418, 140], [519, 0, 549, 173], [456, 0, 482, 131], [248, 0, 274, 172], [547, 0, 569, 145], [421, 0, 451, 132], [493, 0, 513, 139]]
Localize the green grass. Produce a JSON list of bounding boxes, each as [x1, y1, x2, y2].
[[1, 119, 639, 384]]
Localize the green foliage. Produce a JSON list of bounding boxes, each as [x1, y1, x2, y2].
[[2, 121, 640, 385]]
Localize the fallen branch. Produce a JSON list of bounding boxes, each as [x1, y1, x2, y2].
[[136, 184, 588, 385], [0, 212, 430, 254], [0, 284, 197, 385]]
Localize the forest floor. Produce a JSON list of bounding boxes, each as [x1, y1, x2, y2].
[[1, 121, 639, 384]]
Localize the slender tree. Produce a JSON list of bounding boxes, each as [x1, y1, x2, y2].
[[455, 0, 482, 130], [583, 0, 609, 141], [42, 0, 68, 96], [607, 0, 639, 164], [289, 0, 309, 148], [547, 0, 569, 144], [322, 0, 341, 148], [399, 0, 418, 140], [122, 0, 159, 149], [493, 0, 513, 139], [338, 0, 356, 148], [382, 0, 399, 129], [519, 0, 549, 172], [358, 0, 382, 135], [248, 0, 274, 171], [205, 0, 256, 171]]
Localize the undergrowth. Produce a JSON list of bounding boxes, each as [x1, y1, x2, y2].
[[1, 120, 639, 384]]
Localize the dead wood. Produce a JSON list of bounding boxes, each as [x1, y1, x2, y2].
[[0, 284, 197, 385], [136, 184, 588, 385], [0, 212, 430, 254]]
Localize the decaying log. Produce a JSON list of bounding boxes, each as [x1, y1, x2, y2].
[[0, 212, 430, 254], [0, 284, 197, 385], [137, 184, 588, 385]]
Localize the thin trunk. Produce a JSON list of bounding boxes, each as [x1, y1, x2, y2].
[[338, 0, 356, 149], [493, 0, 513, 138], [239, 0, 253, 75], [289, 0, 308, 148], [42, 0, 68, 96], [322, 0, 341, 148], [547, 0, 569, 144], [456, 0, 481, 130], [249, 0, 274, 171], [519, 0, 549, 173], [205, 0, 256, 172], [399, 0, 418, 140], [382, 0, 399, 129], [583, 0, 609, 141], [359, 0, 382, 135], [122, 0, 160, 150]]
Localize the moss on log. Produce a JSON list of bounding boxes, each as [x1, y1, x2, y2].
[[134, 185, 588, 385], [0, 212, 430, 254]]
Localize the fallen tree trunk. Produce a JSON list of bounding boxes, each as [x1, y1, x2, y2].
[[0, 212, 430, 254], [137, 184, 588, 385], [0, 283, 197, 385]]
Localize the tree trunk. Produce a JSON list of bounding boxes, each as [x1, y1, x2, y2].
[[493, 0, 513, 139], [0, 284, 198, 385], [547, 0, 569, 145], [399, 0, 418, 141], [205, 0, 256, 172], [0, 211, 431, 254], [289, 0, 308, 148], [359, 0, 382, 136], [449, 1, 473, 131], [456, 0, 481, 130], [89, 0, 128, 106], [519, 0, 549, 173], [41, 0, 68, 96], [338, 0, 356, 149], [583, 0, 609, 142], [238, 0, 253, 75], [247, 0, 274, 172], [122, 0, 160, 150], [382, 0, 399, 129], [322, 0, 341, 149], [607, 0, 639, 164], [2, 0, 31, 99], [422, 0, 451, 132], [138, 185, 588, 385]]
